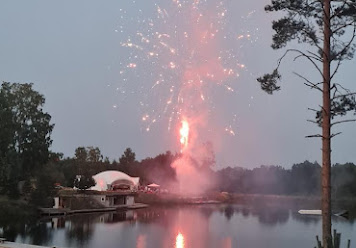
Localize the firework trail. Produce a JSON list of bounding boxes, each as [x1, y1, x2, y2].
[[112, 0, 259, 194], [116, 0, 258, 148]]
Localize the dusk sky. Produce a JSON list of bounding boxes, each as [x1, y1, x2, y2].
[[1, 0, 355, 169]]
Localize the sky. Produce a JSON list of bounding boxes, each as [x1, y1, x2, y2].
[[0, 0, 355, 169]]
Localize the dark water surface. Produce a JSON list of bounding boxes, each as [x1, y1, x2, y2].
[[2, 204, 356, 248]]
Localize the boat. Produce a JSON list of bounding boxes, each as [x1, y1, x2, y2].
[[298, 209, 349, 218]]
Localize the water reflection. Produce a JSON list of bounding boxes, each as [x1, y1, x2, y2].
[[219, 204, 290, 226], [221, 237, 232, 248], [0, 204, 355, 248], [223, 205, 234, 220], [175, 232, 184, 248], [65, 214, 95, 247], [136, 234, 146, 248], [291, 211, 322, 225]]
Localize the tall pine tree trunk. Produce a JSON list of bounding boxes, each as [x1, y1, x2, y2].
[[322, 0, 332, 246]]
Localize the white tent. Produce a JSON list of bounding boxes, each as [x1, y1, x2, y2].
[[147, 183, 160, 188], [89, 170, 139, 191]]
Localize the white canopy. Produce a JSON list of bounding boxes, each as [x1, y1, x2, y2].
[[89, 170, 139, 191], [147, 183, 160, 188]]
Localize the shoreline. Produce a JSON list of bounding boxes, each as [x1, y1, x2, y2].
[[135, 192, 356, 211]]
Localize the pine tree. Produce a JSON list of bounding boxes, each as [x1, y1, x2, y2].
[[257, 1, 356, 246]]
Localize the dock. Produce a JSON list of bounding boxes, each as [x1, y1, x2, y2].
[[39, 203, 148, 216], [0, 240, 62, 248]]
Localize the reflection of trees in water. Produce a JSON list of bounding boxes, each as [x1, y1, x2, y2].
[[25, 222, 53, 245], [134, 206, 188, 227], [103, 211, 129, 223], [198, 205, 214, 219], [0, 213, 53, 245], [223, 205, 235, 221], [0, 221, 26, 242], [219, 205, 250, 221], [218, 205, 290, 225], [65, 214, 95, 247], [251, 208, 290, 226], [241, 206, 250, 217]]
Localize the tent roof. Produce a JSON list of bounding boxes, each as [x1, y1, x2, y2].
[[147, 183, 160, 188], [89, 170, 139, 191]]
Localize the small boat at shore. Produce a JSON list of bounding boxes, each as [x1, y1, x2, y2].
[[298, 209, 349, 218], [298, 209, 322, 215]]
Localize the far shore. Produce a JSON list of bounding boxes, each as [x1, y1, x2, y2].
[[2, 193, 356, 219], [135, 192, 356, 212]]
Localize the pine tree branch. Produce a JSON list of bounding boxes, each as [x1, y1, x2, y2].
[[331, 119, 356, 126], [308, 107, 319, 112], [330, 0, 351, 19], [331, 21, 355, 35], [330, 24, 356, 67], [307, 119, 319, 124], [330, 59, 343, 80], [307, 50, 323, 61], [285, 49, 323, 76], [332, 92, 356, 100], [306, 134, 323, 138], [293, 72, 323, 92], [331, 132, 342, 138]]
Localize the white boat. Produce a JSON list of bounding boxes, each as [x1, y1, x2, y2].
[[298, 209, 349, 218], [298, 209, 322, 215]]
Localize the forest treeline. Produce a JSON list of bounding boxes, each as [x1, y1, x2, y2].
[[49, 151, 356, 199], [1, 82, 356, 206]]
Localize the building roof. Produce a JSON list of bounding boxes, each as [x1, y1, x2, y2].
[[147, 183, 160, 188], [89, 170, 139, 191]]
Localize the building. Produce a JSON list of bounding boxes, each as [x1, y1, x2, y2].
[[90, 170, 139, 191], [55, 170, 141, 210]]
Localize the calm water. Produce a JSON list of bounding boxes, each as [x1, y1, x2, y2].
[[2, 204, 356, 248]]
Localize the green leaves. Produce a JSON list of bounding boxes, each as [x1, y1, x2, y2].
[[315, 93, 356, 125], [272, 17, 319, 49], [256, 69, 281, 94], [0, 82, 54, 191], [73, 175, 96, 190], [119, 148, 136, 166]]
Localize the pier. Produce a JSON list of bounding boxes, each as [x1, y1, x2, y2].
[[0, 240, 62, 248], [39, 203, 148, 216]]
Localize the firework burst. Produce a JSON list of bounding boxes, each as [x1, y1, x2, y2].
[[115, 0, 258, 143]]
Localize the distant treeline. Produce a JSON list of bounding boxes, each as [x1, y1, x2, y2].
[[1, 82, 356, 206], [52, 150, 356, 198], [217, 161, 356, 198]]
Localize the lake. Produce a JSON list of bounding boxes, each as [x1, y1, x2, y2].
[[2, 204, 356, 248]]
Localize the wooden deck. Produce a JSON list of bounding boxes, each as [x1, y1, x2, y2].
[[38, 208, 70, 216], [0, 241, 62, 248], [126, 203, 148, 209], [39, 203, 148, 216]]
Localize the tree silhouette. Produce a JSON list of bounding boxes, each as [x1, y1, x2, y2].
[[119, 148, 136, 166], [257, 1, 356, 245], [0, 82, 54, 197]]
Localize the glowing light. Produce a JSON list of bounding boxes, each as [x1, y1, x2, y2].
[[127, 63, 137, 68], [136, 234, 147, 248], [116, 0, 257, 135], [175, 232, 185, 248], [179, 120, 189, 152]]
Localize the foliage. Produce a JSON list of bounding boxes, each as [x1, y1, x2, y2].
[[0, 82, 53, 197], [257, 1, 356, 244], [75, 147, 88, 163], [217, 161, 321, 196], [257, 1, 356, 123], [119, 147, 136, 166], [73, 175, 96, 190], [332, 163, 356, 197], [87, 146, 103, 163]]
